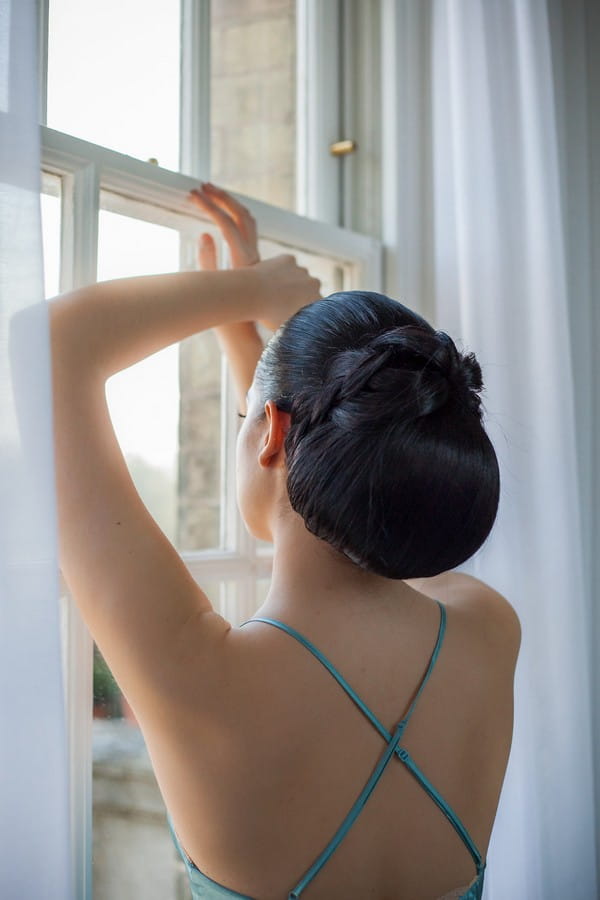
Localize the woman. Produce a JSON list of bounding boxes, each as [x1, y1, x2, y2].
[[50, 183, 520, 900]]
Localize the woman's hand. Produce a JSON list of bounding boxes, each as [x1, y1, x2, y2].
[[252, 254, 322, 332], [188, 182, 321, 331], [189, 182, 259, 271], [189, 184, 263, 413]]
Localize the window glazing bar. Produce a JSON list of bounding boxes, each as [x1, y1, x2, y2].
[[339, 0, 382, 237], [296, 0, 343, 224], [57, 157, 100, 900], [180, 0, 211, 180]]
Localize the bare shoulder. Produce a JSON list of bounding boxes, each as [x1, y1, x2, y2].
[[405, 571, 521, 665]]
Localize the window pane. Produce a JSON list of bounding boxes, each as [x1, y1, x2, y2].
[[99, 209, 181, 545], [177, 329, 223, 551], [98, 203, 222, 551], [211, 1, 297, 210], [92, 678, 188, 900], [41, 173, 61, 298], [47, 0, 180, 170]]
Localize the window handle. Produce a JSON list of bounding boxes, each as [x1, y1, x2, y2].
[[329, 139, 357, 157]]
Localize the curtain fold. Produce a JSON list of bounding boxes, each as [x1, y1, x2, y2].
[[430, 3, 597, 898], [0, 1, 72, 897], [384, 1, 598, 897]]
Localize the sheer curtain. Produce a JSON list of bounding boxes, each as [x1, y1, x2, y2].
[[384, 1, 598, 897], [0, 1, 72, 897]]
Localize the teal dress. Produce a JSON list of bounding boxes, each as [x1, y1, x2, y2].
[[168, 600, 486, 899]]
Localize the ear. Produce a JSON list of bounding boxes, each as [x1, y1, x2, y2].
[[258, 401, 291, 469]]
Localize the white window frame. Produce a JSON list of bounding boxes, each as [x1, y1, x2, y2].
[[38, 3, 383, 897]]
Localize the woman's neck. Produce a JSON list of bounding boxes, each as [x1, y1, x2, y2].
[[255, 510, 418, 624]]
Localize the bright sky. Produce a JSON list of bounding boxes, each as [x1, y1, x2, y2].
[[42, 0, 183, 475], [46, 0, 180, 169]]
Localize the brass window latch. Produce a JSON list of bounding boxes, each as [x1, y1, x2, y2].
[[329, 139, 357, 157]]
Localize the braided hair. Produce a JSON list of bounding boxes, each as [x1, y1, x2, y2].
[[254, 291, 499, 579]]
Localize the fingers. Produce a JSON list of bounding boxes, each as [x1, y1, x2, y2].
[[203, 183, 257, 235], [189, 183, 256, 239], [277, 256, 321, 295], [188, 183, 259, 268], [189, 187, 240, 245], [197, 232, 218, 271]]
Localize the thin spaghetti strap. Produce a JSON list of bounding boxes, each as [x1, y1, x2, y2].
[[240, 616, 393, 743], [240, 599, 446, 744], [288, 720, 408, 898], [397, 599, 446, 732]]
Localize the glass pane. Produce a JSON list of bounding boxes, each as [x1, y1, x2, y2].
[[92, 652, 189, 900], [98, 205, 222, 551], [41, 173, 61, 298], [211, 0, 297, 210], [177, 329, 223, 552], [99, 209, 180, 545], [47, 0, 180, 170]]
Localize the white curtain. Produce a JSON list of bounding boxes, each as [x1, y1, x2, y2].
[[385, 1, 598, 897], [0, 1, 72, 897]]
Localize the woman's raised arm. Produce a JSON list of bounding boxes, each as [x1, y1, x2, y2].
[[49, 252, 318, 381], [48, 231, 320, 733], [190, 183, 268, 415]]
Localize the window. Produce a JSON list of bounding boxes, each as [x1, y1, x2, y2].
[[39, 2, 382, 897]]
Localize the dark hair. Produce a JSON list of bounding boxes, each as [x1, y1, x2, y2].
[[254, 291, 500, 579]]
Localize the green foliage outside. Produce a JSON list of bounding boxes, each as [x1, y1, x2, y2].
[[93, 646, 122, 717]]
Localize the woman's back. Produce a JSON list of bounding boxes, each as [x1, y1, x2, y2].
[[147, 574, 519, 900]]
